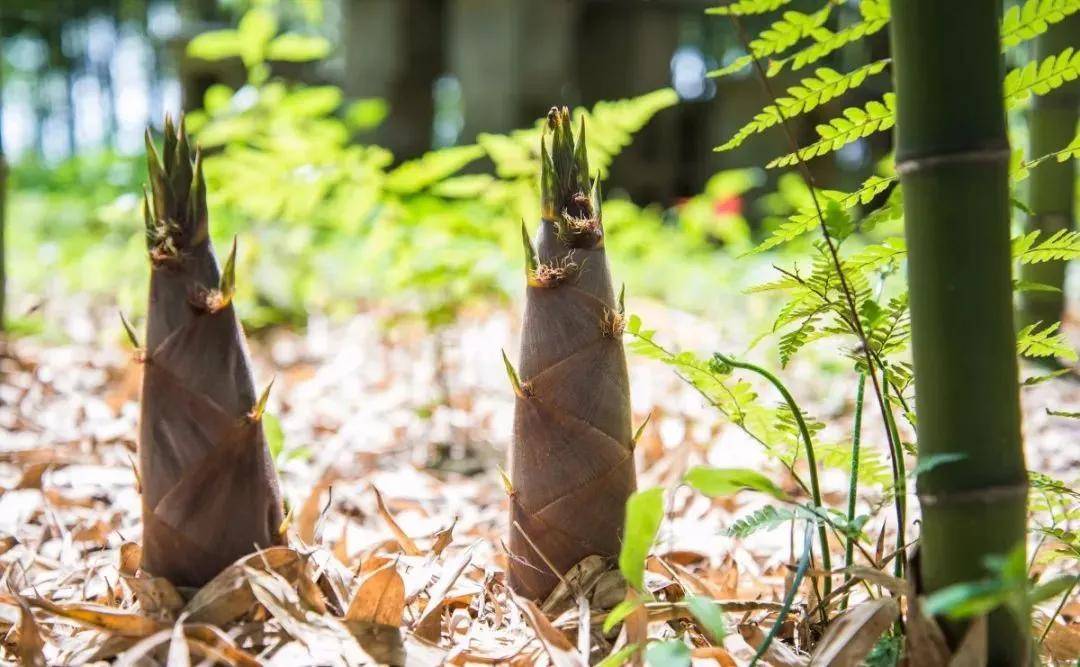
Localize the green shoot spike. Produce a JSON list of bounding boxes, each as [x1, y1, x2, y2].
[[144, 128, 168, 222], [521, 220, 538, 274], [631, 413, 652, 448], [119, 311, 141, 349], [591, 173, 603, 221], [189, 148, 209, 245], [250, 376, 275, 421], [540, 137, 556, 220], [618, 283, 626, 316], [497, 465, 515, 496], [142, 186, 156, 245], [162, 114, 177, 174], [573, 115, 589, 188], [549, 107, 574, 187], [219, 237, 237, 305], [502, 349, 527, 399]]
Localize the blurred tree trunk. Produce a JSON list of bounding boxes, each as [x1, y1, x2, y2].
[[447, 0, 522, 142], [1, 32, 6, 331], [1019, 16, 1077, 330], [891, 2, 1028, 663], [344, 0, 444, 159]]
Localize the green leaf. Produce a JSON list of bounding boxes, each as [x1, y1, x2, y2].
[[627, 314, 642, 335], [237, 8, 278, 67], [597, 645, 640, 667], [345, 98, 389, 130], [725, 505, 796, 538], [685, 596, 727, 643], [645, 640, 691, 667], [1029, 574, 1078, 605], [266, 34, 331, 62], [384, 145, 485, 194], [707, 0, 792, 16], [684, 466, 788, 500], [619, 488, 665, 591], [602, 599, 641, 633], [187, 29, 243, 61], [1000, 0, 1080, 49], [923, 579, 1013, 619], [709, 6, 834, 78], [1017, 321, 1078, 361], [1004, 46, 1080, 108], [767, 93, 896, 168], [912, 453, 966, 477]]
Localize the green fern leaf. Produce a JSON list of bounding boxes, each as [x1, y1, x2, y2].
[[725, 505, 796, 538], [717, 60, 889, 152], [707, 0, 792, 16], [1000, 0, 1080, 49], [1012, 130, 1080, 181], [1014, 229, 1080, 263], [768, 0, 891, 75], [768, 94, 896, 168], [749, 174, 896, 254], [1005, 47, 1080, 108], [779, 313, 821, 367], [1017, 321, 1078, 361], [709, 6, 834, 79]]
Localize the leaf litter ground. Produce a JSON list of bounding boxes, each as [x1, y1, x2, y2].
[[0, 300, 1077, 665]]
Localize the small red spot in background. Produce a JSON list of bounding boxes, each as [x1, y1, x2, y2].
[[713, 195, 743, 217]]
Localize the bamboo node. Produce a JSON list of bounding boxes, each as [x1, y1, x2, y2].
[[895, 144, 1011, 175], [917, 482, 1028, 507]]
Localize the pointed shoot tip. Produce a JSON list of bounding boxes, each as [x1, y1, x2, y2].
[[502, 349, 527, 399], [119, 311, 141, 350]]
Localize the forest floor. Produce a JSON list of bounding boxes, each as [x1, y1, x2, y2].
[[0, 299, 1078, 665]]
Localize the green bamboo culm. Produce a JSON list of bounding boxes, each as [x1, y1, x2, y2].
[[1019, 14, 1078, 331], [890, 2, 1028, 662]]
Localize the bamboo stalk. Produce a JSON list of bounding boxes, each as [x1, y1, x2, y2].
[[841, 371, 865, 611], [1019, 15, 1078, 330], [890, 3, 1028, 662]]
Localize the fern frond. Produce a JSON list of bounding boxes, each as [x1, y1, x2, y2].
[[847, 237, 907, 274], [1014, 229, 1080, 263], [1000, 0, 1080, 49], [1017, 321, 1078, 361], [767, 0, 891, 75], [779, 313, 822, 367], [1013, 130, 1080, 181], [725, 505, 796, 538], [749, 174, 896, 254], [768, 94, 896, 168], [707, 0, 792, 16], [709, 6, 834, 79], [717, 60, 889, 152], [1004, 47, 1080, 108]]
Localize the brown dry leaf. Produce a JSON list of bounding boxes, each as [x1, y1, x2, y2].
[[372, 485, 422, 556], [297, 470, 336, 544], [16, 462, 51, 490], [1039, 618, 1080, 661], [123, 574, 185, 619], [431, 520, 456, 556], [846, 566, 906, 595], [344, 618, 406, 666], [809, 598, 898, 666], [625, 588, 648, 667], [182, 546, 301, 626], [346, 562, 405, 627], [119, 542, 141, 576], [15, 595, 47, 667], [413, 600, 444, 643], [515, 595, 586, 667], [183, 624, 262, 667], [542, 555, 607, 615], [27, 596, 164, 638], [738, 623, 809, 667], [0, 533, 19, 557], [690, 645, 737, 666], [948, 615, 987, 667], [412, 544, 474, 630]]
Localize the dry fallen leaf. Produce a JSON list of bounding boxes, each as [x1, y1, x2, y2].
[[182, 546, 301, 626], [515, 595, 586, 667], [26, 597, 164, 638], [15, 596, 47, 667], [738, 623, 809, 667], [372, 485, 423, 556], [346, 562, 405, 627], [809, 597, 899, 666]]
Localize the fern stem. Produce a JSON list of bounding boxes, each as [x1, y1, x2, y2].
[[749, 524, 813, 667], [841, 371, 866, 611], [881, 376, 906, 580], [713, 352, 832, 606]]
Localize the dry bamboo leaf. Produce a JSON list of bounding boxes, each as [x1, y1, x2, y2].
[[182, 546, 300, 626], [542, 555, 608, 615], [413, 544, 474, 632], [15, 596, 47, 667], [372, 485, 423, 556], [123, 574, 185, 619], [625, 589, 648, 667], [166, 619, 191, 667], [27, 597, 164, 638], [737, 623, 809, 667], [846, 566, 906, 595], [691, 646, 738, 666], [119, 542, 141, 576], [515, 595, 586, 667], [413, 601, 444, 643], [0, 534, 19, 558], [297, 471, 336, 544], [346, 562, 405, 627], [948, 615, 987, 667], [809, 598, 898, 666], [1038, 616, 1080, 661], [344, 619, 406, 667], [113, 629, 173, 666]]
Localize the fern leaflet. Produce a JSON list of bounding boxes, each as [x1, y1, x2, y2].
[[707, 0, 792, 16], [768, 94, 896, 168], [709, 6, 834, 78], [717, 60, 889, 152], [725, 505, 796, 538], [1013, 229, 1080, 263], [1017, 321, 1078, 361], [1000, 0, 1080, 49], [767, 0, 891, 75], [1005, 47, 1080, 108]]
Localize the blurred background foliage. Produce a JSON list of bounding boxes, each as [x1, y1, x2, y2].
[[0, 0, 897, 336]]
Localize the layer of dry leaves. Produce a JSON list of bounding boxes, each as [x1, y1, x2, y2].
[[1, 299, 1077, 665]]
